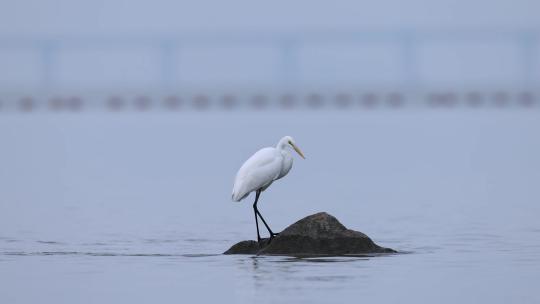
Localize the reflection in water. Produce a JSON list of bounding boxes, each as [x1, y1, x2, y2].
[[236, 254, 376, 287]]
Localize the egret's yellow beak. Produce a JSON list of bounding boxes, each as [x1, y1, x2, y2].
[[290, 143, 305, 159]]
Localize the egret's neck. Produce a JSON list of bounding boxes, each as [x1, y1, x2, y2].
[[276, 137, 290, 151]]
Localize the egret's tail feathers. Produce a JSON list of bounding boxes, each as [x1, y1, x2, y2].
[[231, 189, 249, 202]]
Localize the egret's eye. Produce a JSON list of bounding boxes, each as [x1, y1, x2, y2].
[[288, 140, 292, 145]]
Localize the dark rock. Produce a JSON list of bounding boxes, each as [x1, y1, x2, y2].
[[222, 240, 266, 254], [224, 212, 396, 256]]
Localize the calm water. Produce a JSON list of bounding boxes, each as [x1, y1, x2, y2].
[[1, 110, 540, 303]]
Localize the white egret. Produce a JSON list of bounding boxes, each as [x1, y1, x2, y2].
[[232, 136, 305, 242]]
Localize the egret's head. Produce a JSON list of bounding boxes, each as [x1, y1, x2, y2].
[[281, 136, 305, 159]]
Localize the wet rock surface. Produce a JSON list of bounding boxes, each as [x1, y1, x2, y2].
[[224, 212, 396, 256]]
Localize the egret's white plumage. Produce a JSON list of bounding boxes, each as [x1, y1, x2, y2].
[[232, 136, 305, 202]]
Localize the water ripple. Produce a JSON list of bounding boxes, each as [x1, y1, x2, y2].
[[1, 251, 222, 258]]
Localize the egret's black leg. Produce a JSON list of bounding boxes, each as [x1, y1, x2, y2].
[[255, 208, 278, 239], [253, 190, 262, 242]]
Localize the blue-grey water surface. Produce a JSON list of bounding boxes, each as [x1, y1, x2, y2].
[[1, 110, 540, 303]]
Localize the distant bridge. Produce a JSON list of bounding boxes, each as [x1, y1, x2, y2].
[[0, 29, 539, 112]]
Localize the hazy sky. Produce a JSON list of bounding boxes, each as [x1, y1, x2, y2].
[[1, 0, 539, 35]]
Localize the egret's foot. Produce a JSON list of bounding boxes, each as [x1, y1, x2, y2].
[[267, 233, 280, 244]]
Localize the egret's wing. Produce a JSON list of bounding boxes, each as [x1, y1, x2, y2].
[[232, 148, 282, 201]]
